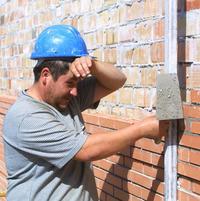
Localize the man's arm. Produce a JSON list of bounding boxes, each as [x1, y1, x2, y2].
[[74, 117, 169, 161], [90, 60, 127, 103], [70, 57, 126, 103], [70, 57, 169, 162]]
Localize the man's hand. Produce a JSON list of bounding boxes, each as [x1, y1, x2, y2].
[[70, 57, 92, 79], [69, 56, 127, 106], [138, 115, 170, 141]]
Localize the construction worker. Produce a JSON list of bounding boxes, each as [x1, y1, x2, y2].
[[3, 25, 169, 201]]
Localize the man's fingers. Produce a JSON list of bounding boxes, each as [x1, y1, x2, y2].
[[75, 62, 87, 77], [79, 61, 90, 75], [72, 57, 92, 78], [159, 120, 170, 136], [85, 57, 92, 68], [70, 63, 80, 77], [80, 57, 92, 74]]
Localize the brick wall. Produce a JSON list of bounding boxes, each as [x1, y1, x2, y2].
[[0, 0, 200, 200]]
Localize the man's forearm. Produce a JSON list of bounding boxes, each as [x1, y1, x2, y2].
[[74, 116, 169, 162], [91, 60, 127, 91], [75, 122, 144, 162]]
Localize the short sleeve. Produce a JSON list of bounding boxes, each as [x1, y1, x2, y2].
[[18, 111, 88, 168], [77, 76, 99, 111]]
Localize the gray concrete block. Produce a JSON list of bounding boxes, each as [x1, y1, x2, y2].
[[156, 73, 183, 120]]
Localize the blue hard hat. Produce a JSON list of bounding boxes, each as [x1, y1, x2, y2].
[[31, 25, 89, 60]]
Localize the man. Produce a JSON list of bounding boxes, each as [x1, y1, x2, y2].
[[3, 25, 169, 201]]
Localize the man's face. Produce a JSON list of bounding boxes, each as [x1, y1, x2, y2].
[[45, 70, 78, 111]]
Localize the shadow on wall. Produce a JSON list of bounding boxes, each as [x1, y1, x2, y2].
[[99, 145, 165, 201], [177, 1, 189, 144], [177, 0, 189, 102]]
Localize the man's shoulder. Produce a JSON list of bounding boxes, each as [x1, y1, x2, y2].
[[7, 95, 41, 114], [5, 94, 57, 121]]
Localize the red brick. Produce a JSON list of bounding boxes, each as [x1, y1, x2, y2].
[[178, 148, 190, 162], [104, 0, 117, 6], [93, 159, 114, 172], [179, 134, 200, 150], [85, 123, 110, 134], [127, 170, 164, 194], [131, 148, 152, 165], [97, 189, 106, 201], [127, 1, 143, 21], [96, 179, 114, 195], [83, 112, 134, 130], [131, 195, 143, 201], [0, 115, 2, 125], [183, 104, 200, 118], [120, 146, 131, 157], [119, 87, 133, 105], [186, 0, 200, 11], [143, 164, 164, 181], [106, 28, 118, 45], [98, 116, 119, 129], [105, 173, 122, 188], [151, 42, 164, 63], [106, 155, 123, 165], [143, 0, 162, 17], [82, 113, 100, 125], [141, 188, 163, 201], [0, 177, 7, 188], [190, 150, 200, 166], [141, 67, 157, 87], [0, 101, 12, 110], [153, 19, 164, 40], [0, 151, 5, 163], [192, 180, 200, 195], [114, 187, 131, 201], [134, 138, 164, 154], [191, 121, 200, 134], [113, 165, 129, 179], [103, 48, 117, 64], [106, 194, 119, 201], [93, 167, 108, 180], [179, 177, 192, 191], [152, 154, 164, 168], [128, 170, 153, 189], [191, 90, 200, 104], [124, 157, 144, 173], [178, 190, 200, 201], [123, 181, 142, 198], [0, 107, 8, 116], [134, 22, 152, 41], [125, 180, 164, 201], [0, 161, 7, 177], [178, 162, 200, 181], [132, 88, 146, 107], [132, 46, 150, 64], [119, 25, 134, 42], [186, 65, 200, 88]]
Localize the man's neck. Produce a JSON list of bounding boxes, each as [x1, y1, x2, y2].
[[26, 84, 44, 102]]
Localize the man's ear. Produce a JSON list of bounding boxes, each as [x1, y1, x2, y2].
[[40, 67, 51, 85]]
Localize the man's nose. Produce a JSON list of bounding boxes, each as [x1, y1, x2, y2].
[[70, 87, 77, 96]]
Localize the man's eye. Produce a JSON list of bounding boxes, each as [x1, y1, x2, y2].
[[66, 82, 76, 87], [66, 83, 73, 87]]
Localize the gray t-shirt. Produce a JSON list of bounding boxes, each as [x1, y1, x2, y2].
[[3, 77, 99, 201]]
